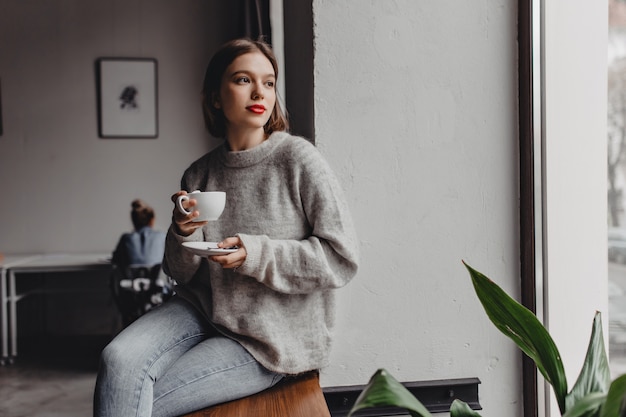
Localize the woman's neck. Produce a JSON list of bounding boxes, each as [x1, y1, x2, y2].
[[226, 127, 267, 151]]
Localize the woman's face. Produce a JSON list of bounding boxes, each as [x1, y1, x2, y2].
[[216, 51, 277, 136]]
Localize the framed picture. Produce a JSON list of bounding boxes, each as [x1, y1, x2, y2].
[[96, 58, 158, 138]]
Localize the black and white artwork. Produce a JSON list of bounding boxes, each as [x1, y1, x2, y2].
[[97, 58, 158, 138]]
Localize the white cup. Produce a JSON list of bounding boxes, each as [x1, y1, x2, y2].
[[176, 191, 226, 222]]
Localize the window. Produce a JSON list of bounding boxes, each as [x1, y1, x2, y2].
[[608, 0, 626, 379]]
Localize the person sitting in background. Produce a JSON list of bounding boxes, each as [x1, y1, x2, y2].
[[111, 199, 170, 327], [112, 199, 166, 267]]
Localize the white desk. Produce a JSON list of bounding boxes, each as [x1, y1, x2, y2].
[[1, 254, 111, 365]]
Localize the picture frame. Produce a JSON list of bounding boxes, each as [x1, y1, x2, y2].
[[96, 58, 158, 138]]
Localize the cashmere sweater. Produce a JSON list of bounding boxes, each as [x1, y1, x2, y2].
[[162, 131, 359, 375]]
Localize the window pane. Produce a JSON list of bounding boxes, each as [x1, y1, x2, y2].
[[608, 0, 626, 378]]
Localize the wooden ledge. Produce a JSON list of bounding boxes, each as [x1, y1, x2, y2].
[[181, 371, 330, 417]]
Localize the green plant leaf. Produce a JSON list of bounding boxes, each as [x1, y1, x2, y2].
[[566, 312, 611, 412], [463, 261, 568, 413], [562, 392, 606, 417], [600, 374, 626, 417], [347, 369, 433, 417], [449, 399, 483, 417]]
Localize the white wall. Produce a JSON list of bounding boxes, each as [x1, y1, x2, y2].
[[0, 0, 229, 254], [312, 0, 522, 415], [313, 0, 609, 416]]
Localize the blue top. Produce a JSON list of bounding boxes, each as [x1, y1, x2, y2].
[[112, 226, 166, 267]]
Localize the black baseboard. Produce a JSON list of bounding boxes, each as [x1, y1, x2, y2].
[[323, 377, 481, 416]]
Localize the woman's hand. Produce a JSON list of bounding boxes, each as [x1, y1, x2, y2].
[[211, 236, 247, 270], [171, 191, 208, 236]]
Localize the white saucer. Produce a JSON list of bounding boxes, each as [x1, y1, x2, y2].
[[182, 241, 238, 256]]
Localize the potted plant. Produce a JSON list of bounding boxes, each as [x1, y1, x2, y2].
[[348, 262, 626, 417]]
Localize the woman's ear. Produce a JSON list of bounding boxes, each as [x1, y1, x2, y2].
[[212, 92, 221, 109]]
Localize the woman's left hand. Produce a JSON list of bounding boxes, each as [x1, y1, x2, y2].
[[210, 236, 247, 270]]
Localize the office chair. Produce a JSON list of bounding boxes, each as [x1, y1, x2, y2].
[[110, 263, 174, 327]]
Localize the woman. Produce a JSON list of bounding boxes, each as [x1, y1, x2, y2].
[[94, 38, 359, 417], [111, 199, 166, 268], [110, 199, 168, 326]]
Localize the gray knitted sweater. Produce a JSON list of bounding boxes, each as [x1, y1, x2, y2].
[[162, 131, 359, 375]]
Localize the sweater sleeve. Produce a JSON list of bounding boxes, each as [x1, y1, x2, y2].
[[236, 144, 359, 294], [161, 168, 208, 285], [162, 225, 205, 285]]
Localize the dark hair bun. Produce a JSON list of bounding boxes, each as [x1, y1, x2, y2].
[[132, 199, 147, 211], [130, 199, 155, 230]]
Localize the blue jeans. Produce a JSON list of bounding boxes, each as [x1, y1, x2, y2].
[[93, 296, 284, 417]]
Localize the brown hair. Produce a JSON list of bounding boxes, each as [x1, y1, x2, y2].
[[202, 38, 289, 138], [130, 199, 155, 231]]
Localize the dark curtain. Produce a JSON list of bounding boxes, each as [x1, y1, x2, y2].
[[241, 0, 272, 45]]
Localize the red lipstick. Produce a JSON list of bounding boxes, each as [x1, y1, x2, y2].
[[247, 104, 266, 114]]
